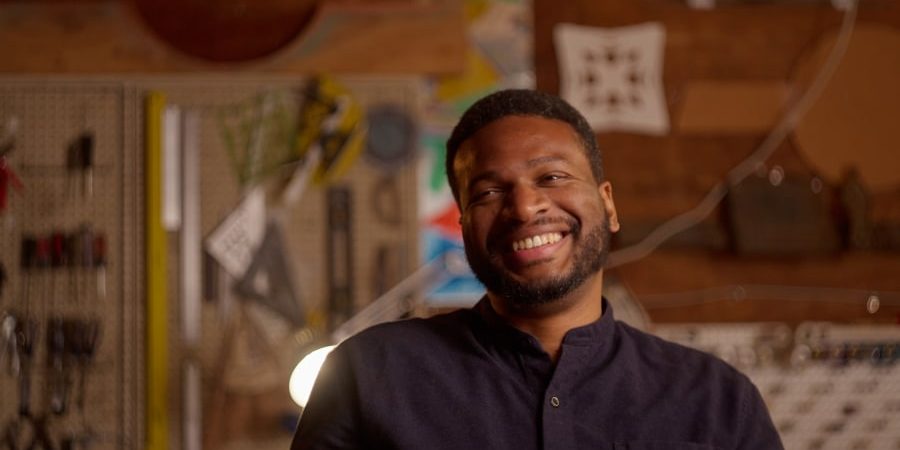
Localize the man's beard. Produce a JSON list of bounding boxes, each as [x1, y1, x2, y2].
[[463, 215, 612, 309]]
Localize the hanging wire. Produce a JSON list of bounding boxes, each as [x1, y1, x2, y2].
[[607, 0, 859, 268]]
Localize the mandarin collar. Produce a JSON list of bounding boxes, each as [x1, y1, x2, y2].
[[472, 296, 616, 352]]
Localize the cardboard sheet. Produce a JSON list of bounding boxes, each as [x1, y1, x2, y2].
[[676, 81, 788, 134], [793, 25, 900, 191]]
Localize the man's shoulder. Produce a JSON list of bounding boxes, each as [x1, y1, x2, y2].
[[616, 320, 748, 383], [337, 308, 475, 353]]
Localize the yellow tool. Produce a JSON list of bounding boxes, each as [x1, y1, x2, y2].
[[145, 92, 169, 450], [294, 76, 366, 185]]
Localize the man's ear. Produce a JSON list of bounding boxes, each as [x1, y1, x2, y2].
[[599, 181, 620, 233]]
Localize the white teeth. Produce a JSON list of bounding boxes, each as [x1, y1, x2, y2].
[[512, 232, 562, 252]]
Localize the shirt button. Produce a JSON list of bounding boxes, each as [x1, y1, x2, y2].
[[550, 396, 560, 408]]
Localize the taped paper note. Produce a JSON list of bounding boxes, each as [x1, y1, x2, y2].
[[554, 22, 669, 135]]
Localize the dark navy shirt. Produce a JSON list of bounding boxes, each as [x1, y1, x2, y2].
[[292, 298, 783, 450]]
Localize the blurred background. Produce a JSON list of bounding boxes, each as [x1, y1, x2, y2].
[[0, 0, 898, 449]]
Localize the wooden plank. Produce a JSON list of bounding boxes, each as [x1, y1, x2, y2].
[[676, 81, 788, 133], [271, 1, 465, 75], [792, 25, 900, 191], [611, 251, 900, 324], [0, 1, 465, 74]]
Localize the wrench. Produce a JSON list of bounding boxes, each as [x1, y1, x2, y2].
[[15, 318, 36, 417], [2, 313, 19, 376]]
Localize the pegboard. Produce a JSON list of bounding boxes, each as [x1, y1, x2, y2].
[[135, 76, 423, 450], [655, 322, 900, 450], [0, 76, 423, 450], [0, 80, 143, 450]]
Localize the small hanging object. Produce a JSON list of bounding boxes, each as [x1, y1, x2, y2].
[[294, 76, 367, 186], [0, 157, 23, 214], [0, 117, 23, 214], [67, 131, 95, 199], [726, 171, 841, 256], [838, 167, 873, 250], [0, 261, 6, 297]]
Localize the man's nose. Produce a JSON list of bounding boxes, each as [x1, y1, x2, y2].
[[502, 184, 550, 222]]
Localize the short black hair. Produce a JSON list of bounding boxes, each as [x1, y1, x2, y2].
[[445, 89, 603, 204]]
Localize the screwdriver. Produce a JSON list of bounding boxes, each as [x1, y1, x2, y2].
[[20, 236, 36, 314], [79, 132, 94, 199], [50, 231, 67, 316], [93, 231, 106, 300]]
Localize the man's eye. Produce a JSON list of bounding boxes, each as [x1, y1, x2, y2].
[[472, 189, 501, 202], [540, 174, 566, 183]]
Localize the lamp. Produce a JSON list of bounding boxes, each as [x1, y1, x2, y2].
[[289, 345, 336, 408], [288, 251, 468, 408]]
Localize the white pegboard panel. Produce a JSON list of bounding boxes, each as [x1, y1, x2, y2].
[[0, 79, 139, 450], [134, 76, 423, 450], [2, 76, 424, 450], [654, 323, 900, 450]]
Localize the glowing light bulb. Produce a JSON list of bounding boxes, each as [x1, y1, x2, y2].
[[289, 345, 336, 408]]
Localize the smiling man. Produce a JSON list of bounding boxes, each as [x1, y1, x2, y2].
[[292, 90, 783, 450]]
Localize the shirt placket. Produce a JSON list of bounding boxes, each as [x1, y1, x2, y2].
[[540, 344, 595, 450]]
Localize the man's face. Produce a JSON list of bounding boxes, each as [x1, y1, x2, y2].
[[453, 115, 619, 309]]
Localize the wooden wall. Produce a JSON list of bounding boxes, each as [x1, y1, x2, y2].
[[534, 0, 900, 324], [0, 0, 465, 74], [3, 0, 898, 326]]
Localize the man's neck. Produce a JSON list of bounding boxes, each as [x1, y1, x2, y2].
[[488, 274, 605, 363]]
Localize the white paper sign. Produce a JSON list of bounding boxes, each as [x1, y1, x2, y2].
[[205, 188, 266, 278], [554, 22, 670, 135]]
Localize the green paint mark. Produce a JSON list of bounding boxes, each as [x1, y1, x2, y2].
[[424, 134, 448, 192]]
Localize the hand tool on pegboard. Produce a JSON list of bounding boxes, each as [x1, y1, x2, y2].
[[14, 316, 37, 418], [46, 232, 70, 416], [0, 261, 6, 298], [326, 187, 354, 330], [294, 76, 367, 186], [65, 318, 100, 415], [46, 317, 68, 416], [0, 117, 24, 213], [62, 225, 108, 303], [1, 320, 16, 393], [371, 176, 402, 227], [276, 76, 368, 211], [2, 311, 18, 376], [66, 132, 94, 200], [91, 230, 106, 301], [0, 158, 23, 214], [234, 221, 305, 328], [176, 109, 202, 450], [145, 91, 169, 450], [217, 91, 300, 189]]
